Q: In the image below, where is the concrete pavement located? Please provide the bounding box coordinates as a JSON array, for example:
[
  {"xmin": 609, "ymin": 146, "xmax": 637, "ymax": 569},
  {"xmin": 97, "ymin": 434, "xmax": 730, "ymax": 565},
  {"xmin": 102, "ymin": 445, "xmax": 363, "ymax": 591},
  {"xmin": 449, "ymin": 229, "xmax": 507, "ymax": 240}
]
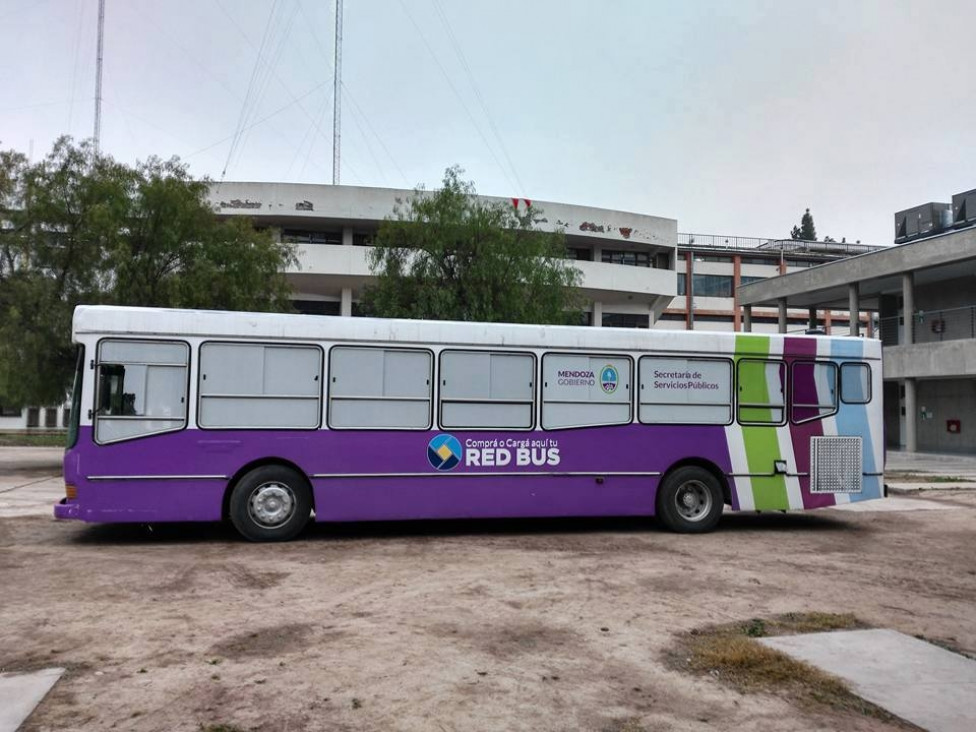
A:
[
  {"xmin": 0, "ymin": 668, "xmax": 65, "ymax": 732},
  {"xmin": 0, "ymin": 447, "xmax": 63, "ymax": 518},
  {"xmin": 885, "ymin": 450, "xmax": 976, "ymax": 493},
  {"xmin": 761, "ymin": 630, "xmax": 976, "ymax": 732}
]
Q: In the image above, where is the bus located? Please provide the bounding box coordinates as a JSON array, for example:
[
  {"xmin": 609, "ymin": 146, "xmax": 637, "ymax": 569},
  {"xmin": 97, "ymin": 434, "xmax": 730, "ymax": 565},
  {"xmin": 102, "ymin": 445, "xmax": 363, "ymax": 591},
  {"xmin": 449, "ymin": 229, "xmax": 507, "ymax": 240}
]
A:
[{"xmin": 55, "ymin": 305, "xmax": 884, "ymax": 541}]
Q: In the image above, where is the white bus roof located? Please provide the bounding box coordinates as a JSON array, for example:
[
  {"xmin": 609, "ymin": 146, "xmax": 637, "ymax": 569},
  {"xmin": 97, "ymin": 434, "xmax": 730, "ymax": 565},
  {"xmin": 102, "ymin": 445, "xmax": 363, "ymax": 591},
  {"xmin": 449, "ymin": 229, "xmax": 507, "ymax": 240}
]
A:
[{"xmin": 72, "ymin": 305, "xmax": 881, "ymax": 358}]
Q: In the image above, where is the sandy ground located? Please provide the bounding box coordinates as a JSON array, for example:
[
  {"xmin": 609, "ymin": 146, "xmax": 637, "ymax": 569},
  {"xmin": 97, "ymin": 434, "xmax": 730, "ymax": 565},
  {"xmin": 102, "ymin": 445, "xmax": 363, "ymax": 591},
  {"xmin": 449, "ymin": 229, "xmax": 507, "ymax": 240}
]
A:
[{"xmin": 1, "ymin": 450, "xmax": 975, "ymax": 731}]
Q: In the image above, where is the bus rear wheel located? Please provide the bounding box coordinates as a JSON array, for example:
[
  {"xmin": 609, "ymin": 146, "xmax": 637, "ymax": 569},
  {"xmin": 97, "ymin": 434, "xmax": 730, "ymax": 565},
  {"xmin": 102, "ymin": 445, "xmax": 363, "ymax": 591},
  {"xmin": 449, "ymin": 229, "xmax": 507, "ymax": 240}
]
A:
[
  {"xmin": 229, "ymin": 466, "xmax": 312, "ymax": 542},
  {"xmin": 656, "ymin": 466, "xmax": 723, "ymax": 533}
]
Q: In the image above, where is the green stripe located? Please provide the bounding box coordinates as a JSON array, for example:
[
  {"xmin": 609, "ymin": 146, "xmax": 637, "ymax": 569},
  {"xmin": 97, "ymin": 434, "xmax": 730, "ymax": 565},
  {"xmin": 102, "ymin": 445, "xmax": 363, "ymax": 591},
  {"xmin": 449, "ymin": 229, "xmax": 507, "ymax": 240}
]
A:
[{"xmin": 735, "ymin": 334, "xmax": 788, "ymax": 510}]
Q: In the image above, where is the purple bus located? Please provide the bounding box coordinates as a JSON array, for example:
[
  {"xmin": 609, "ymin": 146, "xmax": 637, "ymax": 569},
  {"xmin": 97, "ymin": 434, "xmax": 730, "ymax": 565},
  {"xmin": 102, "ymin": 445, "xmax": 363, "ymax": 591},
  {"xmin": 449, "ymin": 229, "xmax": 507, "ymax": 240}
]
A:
[{"xmin": 55, "ymin": 306, "xmax": 884, "ymax": 541}]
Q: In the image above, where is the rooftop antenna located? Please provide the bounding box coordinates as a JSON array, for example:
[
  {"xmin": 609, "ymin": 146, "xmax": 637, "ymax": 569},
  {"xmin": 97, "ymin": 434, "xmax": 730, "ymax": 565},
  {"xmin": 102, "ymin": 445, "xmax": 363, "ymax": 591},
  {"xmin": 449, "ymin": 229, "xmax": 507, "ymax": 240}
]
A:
[
  {"xmin": 332, "ymin": 0, "xmax": 342, "ymax": 184},
  {"xmin": 93, "ymin": 0, "xmax": 105, "ymax": 157}
]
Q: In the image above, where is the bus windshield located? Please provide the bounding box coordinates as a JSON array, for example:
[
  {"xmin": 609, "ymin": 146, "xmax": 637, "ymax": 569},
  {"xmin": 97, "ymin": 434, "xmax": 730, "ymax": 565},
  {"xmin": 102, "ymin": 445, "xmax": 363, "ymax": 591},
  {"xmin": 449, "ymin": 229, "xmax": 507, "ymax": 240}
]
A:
[{"xmin": 66, "ymin": 345, "xmax": 85, "ymax": 448}]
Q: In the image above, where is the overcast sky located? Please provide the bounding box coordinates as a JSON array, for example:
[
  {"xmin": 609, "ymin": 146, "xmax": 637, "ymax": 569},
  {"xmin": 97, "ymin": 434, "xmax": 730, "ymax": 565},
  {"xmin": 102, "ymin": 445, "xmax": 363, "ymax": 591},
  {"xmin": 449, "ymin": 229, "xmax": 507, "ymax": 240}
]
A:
[{"xmin": 2, "ymin": 0, "xmax": 974, "ymax": 246}]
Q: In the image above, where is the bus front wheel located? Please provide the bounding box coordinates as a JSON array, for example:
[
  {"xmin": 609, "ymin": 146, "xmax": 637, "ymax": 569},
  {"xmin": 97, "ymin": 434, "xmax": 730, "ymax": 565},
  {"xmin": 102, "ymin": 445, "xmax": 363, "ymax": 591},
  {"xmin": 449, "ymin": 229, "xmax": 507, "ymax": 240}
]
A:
[
  {"xmin": 656, "ymin": 466, "xmax": 723, "ymax": 533},
  {"xmin": 229, "ymin": 466, "xmax": 312, "ymax": 542}
]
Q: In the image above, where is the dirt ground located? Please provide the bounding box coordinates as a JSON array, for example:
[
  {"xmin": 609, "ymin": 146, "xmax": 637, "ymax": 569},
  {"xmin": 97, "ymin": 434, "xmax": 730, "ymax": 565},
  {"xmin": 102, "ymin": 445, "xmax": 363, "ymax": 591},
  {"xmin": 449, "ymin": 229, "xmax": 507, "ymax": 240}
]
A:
[{"xmin": 1, "ymin": 485, "xmax": 975, "ymax": 731}]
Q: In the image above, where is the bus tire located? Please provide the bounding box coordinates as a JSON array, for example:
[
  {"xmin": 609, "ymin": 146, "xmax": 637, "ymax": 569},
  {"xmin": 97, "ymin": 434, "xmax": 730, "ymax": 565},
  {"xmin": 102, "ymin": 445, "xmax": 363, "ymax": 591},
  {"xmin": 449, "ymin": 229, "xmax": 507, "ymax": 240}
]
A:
[
  {"xmin": 656, "ymin": 466, "xmax": 723, "ymax": 533},
  {"xmin": 229, "ymin": 466, "xmax": 312, "ymax": 542}
]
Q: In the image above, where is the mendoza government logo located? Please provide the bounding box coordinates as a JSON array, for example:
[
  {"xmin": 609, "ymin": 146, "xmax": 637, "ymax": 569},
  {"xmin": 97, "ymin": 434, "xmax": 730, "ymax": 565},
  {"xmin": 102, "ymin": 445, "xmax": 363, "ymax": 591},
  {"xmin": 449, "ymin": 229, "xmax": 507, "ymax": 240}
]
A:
[
  {"xmin": 600, "ymin": 364, "xmax": 619, "ymax": 394},
  {"xmin": 427, "ymin": 433, "xmax": 462, "ymax": 471}
]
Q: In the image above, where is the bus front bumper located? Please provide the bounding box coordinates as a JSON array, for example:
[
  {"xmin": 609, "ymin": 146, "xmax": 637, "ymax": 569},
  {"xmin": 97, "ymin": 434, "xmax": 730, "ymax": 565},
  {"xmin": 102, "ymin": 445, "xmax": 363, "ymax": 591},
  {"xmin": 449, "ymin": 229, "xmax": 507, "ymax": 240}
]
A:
[{"xmin": 54, "ymin": 499, "xmax": 81, "ymax": 520}]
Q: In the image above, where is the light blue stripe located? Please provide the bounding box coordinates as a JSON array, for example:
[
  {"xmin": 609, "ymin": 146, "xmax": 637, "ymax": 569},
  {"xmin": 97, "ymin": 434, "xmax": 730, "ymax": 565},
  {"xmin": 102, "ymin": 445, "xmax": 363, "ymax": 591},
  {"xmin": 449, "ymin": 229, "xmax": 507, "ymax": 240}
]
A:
[{"xmin": 831, "ymin": 339, "xmax": 882, "ymax": 502}]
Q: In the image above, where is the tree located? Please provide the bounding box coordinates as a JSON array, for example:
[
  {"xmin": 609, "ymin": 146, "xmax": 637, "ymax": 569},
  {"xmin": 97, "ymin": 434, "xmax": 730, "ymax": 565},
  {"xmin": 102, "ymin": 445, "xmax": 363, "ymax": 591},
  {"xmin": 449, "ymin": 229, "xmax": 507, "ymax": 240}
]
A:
[
  {"xmin": 0, "ymin": 137, "xmax": 296, "ymax": 407},
  {"xmin": 362, "ymin": 166, "xmax": 583, "ymax": 324},
  {"xmin": 790, "ymin": 208, "xmax": 817, "ymax": 241}
]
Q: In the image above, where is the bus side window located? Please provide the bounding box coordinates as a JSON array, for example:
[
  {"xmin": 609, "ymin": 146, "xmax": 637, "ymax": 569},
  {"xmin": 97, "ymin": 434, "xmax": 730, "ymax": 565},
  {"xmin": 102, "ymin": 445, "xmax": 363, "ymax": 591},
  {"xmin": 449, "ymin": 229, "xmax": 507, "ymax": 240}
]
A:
[
  {"xmin": 94, "ymin": 340, "xmax": 189, "ymax": 444},
  {"xmin": 541, "ymin": 353, "xmax": 631, "ymax": 429},
  {"xmin": 737, "ymin": 359, "xmax": 785, "ymax": 424},
  {"xmin": 440, "ymin": 350, "xmax": 535, "ymax": 429},
  {"xmin": 791, "ymin": 361, "xmax": 838, "ymax": 423},
  {"xmin": 199, "ymin": 343, "xmax": 322, "ymax": 429},
  {"xmin": 840, "ymin": 362, "xmax": 872, "ymax": 404},
  {"xmin": 639, "ymin": 357, "xmax": 731, "ymax": 425},
  {"xmin": 328, "ymin": 347, "xmax": 432, "ymax": 429}
]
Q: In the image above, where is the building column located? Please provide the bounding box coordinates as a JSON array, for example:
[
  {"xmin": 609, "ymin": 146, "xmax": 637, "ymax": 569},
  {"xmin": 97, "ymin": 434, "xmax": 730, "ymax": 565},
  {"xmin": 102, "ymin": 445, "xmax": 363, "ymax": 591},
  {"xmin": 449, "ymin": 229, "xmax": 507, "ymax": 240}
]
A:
[
  {"xmin": 824, "ymin": 310, "xmax": 832, "ymax": 334},
  {"xmin": 340, "ymin": 287, "xmax": 352, "ymax": 317},
  {"xmin": 648, "ymin": 307, "xmax": 657, "ymax": 329},
  {"xmin": 848, "ymin": 283, "xmax": 860, "ymax": 337},
  {"xmin": 685, "ymin": 252, "xmax": 694, "ymax": 330},
  {"xmin": 904, "ymin": 377, "xmax": 917, "ymax": 452},
  {"xmin": 732, "ymin": 254, "xmax": 742, "ymax": 331},
  {"xmin": 743, "ymin": 305, "xmax": 752, "ymax": 332},
  {"xmin": 777, "ymin": 298, "xmax": 787, "ymax": 334},
  {"xmin": 902, "ymin": 272, "xmax": 914, "ymax": 345},
  {"xmin": 342, "ymin": 226, "xmax": 353, "ymax": 247},
  {"xmin": 592, "ymin": 300, "xmax": 603, "ymax": 327},
  {"xmin": 808, "ymin": 308, "xmax": 817, "ymax": 331}
]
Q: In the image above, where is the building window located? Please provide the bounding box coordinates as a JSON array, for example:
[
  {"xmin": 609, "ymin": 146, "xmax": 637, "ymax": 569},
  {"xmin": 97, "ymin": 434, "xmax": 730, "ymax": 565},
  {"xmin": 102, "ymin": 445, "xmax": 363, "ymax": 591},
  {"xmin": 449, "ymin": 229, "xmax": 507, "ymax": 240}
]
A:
[
  {"xmin": 26, "ymin": 408, "xmax": 39, "ymax": 427},
  {"xmin": 601, "ymin": 249, "xmax": 651, "ymax": 268},
  {"xmin": 692, "ymin": 275, "xmax": 734, "ymax": 297},
  {"xmin": 739, "ymin": 275, "xmax": 766, "ymax": 286},
  {"xmin": 44, "ymin": 408, "xmax": 58, "ymax": 428},
  {"xmin": 328, "ymin": 347, "xmax": 432, "ymax": 429},
  {"xmin": 639, "ymin": 357, "xmax": 732, "ymax": 425},
  {"xmin": 281, "ymin": 228, "xmax": 342, "ymax": 245},
  {"xmin": 677, "ymin": 274, "xmax": 734, "ymax": 297},
  {"xmin": 737, "ymin": 359, "xmax": 786, "ymax": 424},
  {"xmin": 199, "ymin": 343, "xmax": 321, "ymax": 429},
  {"xmin": 696, "ymin": 254, "xmax": 733, "ymax": 263},
  {"xmin": 439, "ymin": 351, "xmax": 535, "ymax": 429},
  {"xmin": 293, "ymin": 300, "xmax": 341, "ymax": 316},
  {"xmin": 791, "ymin": 361, "xmax": 838, "ymax": 423},
  {"xmin": 840, "ymin": 363, "xmax": 872, "ymax": 404},
  {"xmin": 541, "ymin": 354, "xmax": 632, "ymax": 429},
  {"xmin": 63, "ymin": 408, "xmax": 71, "ymax": 428},
  {"xmin": 740, "ymin": 256, "xmax": 778, "ymax": 265},
  {"xmin": 566, "ymin": 247, "xmax": 592, "ymax": 261},
  {"xmin": 352, "ymin": 232, "xmax": 373, "ymax": 246},
  {"xmin": 602, "ymin": 313, "xmax": 649, "ymax": 329},
  {"xmin": 0, "ymin": 404, "xmax": 21, "ymax": 418},
  {"xmin": 96, "ymin": 340, "xmax": 189, "ymax": 443}
]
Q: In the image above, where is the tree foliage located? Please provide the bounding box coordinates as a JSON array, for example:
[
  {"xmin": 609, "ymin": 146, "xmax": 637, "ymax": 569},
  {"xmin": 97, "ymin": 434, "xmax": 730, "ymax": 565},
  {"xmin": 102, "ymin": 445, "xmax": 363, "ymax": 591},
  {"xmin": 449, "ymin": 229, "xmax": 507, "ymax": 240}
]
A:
[
  {"xmin": 0, "ymin": 137, "xmax": 296, "ymax": 406},
  {"xmin": 790, "ymin": 208, "xmax": 817, "ymax": 241},
  {"xmin": 362, "ymin": 166, "xmax": 582, "ymax": 325}
]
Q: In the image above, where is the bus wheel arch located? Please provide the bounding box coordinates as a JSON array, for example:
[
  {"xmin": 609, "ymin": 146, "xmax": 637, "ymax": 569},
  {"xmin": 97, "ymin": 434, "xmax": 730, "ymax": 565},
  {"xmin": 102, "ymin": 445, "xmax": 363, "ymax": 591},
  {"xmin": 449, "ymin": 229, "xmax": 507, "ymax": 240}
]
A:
[
  {"xmin": 224, "ymin": 459, "xmax": 314, "ymax": 542},
  {"xmin": 655, "ymin": 460, "xmax": 727, "ymax": 534}
]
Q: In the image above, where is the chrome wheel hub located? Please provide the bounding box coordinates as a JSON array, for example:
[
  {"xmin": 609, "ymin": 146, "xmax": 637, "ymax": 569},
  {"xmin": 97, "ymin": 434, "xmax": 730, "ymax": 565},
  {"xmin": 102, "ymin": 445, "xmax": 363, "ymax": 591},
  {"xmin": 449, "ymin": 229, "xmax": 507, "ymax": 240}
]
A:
[
  {"xmin": 674, "ymin": 480, "xmax": 712, "ymax": 522},
  {"xmin": 248, "ymin": 482, "xmax": 295, "ymax": 528}
]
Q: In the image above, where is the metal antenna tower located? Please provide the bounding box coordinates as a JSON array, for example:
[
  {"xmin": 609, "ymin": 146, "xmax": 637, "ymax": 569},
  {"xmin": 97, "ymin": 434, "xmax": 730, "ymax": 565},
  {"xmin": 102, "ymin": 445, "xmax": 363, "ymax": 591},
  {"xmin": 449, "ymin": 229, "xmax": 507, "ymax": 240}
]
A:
[
  {"xmin": 332, "ymin": 0, "xmax": 342, "ymax": 184},
  {"xmin": 94, "ymin": 0, "xmax": 106, "ymax": 156}
]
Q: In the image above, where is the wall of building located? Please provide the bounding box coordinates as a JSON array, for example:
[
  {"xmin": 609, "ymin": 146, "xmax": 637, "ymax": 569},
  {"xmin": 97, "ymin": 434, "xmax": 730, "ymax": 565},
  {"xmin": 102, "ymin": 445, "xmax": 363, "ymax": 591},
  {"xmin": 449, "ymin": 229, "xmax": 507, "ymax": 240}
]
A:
[
  {"xmin": 916, "ymin": 379, "xmax": 976, "ymax": 453},
  {"xmin": 0, "ymin": 405, "xmax": 69, "ymax": 432}
]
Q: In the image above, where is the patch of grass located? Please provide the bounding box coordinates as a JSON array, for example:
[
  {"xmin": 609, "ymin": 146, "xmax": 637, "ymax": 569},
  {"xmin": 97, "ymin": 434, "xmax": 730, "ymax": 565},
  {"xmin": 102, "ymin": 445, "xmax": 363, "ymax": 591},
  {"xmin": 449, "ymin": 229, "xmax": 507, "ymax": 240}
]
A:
[
  {"xmin": 0, "ymin": 432, "xmax": 66, "ymax": 447},
  {"xmin": 665, "ymin": 613, "xmax": 910, "ymax": 726}
]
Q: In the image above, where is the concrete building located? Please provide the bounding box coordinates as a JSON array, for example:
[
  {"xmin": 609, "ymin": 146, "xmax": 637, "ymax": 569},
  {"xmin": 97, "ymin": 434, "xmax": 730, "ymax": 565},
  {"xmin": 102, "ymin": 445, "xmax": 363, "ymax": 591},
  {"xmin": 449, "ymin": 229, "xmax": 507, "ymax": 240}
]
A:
[
  {"xmin": 739, "ymin": 187, "xmax": 976, "ymax": 454},
  {"xmin": 209, "ymin": 182, "xmax": 878, "ymax": 333},
  {"xmin": 210, "ymin": 182, "xmax": 678, "ymax": 329},
  {"xmin": 662, "ymin": 234, "xmax": 880, "ymax": 334}
]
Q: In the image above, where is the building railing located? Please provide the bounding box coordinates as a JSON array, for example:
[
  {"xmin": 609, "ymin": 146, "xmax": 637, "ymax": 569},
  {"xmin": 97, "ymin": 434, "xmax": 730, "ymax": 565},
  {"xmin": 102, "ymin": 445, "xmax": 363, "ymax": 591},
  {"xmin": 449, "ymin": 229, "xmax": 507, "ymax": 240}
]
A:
[
  {"xmin": 879, "ymin": 304, "xmax": 976, "ymax": 346},
  {"xmin": 678, "ymin": 233, "xmax": 882, "ymax": 256}
]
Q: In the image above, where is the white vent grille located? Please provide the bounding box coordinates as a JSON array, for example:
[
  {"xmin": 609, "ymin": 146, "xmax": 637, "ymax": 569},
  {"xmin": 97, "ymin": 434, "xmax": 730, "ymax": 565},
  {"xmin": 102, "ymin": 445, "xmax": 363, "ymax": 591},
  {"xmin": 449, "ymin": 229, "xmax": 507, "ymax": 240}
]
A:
[{"xmin": 811, "ymin": 436, "xmax": 863, "ymax": 493}]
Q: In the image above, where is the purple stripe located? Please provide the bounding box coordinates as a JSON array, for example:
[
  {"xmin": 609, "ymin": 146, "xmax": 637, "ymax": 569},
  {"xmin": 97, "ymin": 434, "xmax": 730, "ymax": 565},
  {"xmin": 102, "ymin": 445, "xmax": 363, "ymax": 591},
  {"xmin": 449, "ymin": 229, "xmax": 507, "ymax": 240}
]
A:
[{"xmin": 783, "ymin": 338, "xmax": 834, "ymax": 509}]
